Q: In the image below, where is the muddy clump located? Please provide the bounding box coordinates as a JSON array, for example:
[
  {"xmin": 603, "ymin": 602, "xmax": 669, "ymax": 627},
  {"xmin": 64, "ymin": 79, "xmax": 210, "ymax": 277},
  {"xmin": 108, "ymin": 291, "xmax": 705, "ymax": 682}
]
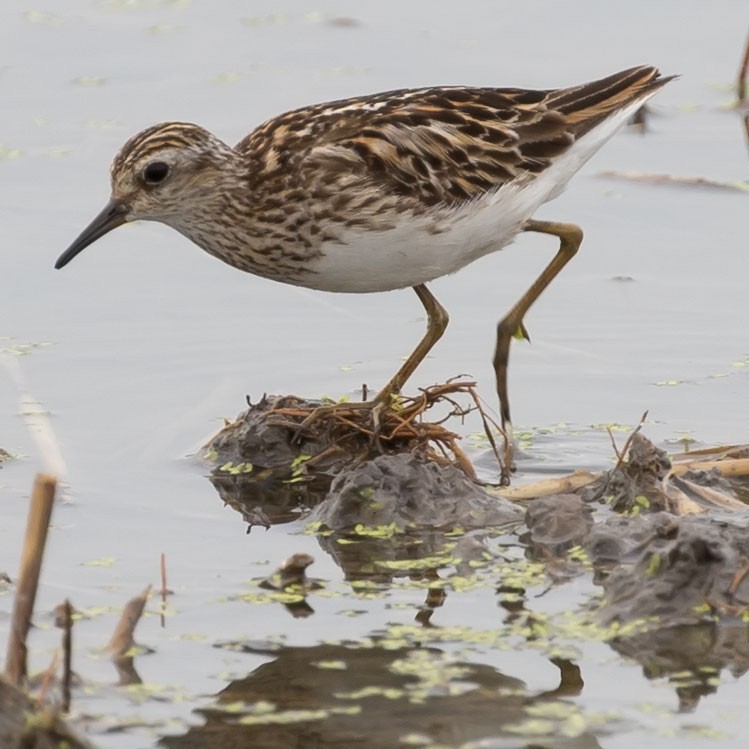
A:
[
  {"xmin": 201, "ymin": 384, "xmax": 504, "ymax": 529},
  {"xmin": 521, "ymin": 429, "xmax": 749, "ymax": 630},
  {"xmin": 592, "ymin": 513, "xmax": 749, "ymax": 626},
  {"xmin": 309, "ymin": 453, "xmax": 521, "ymax": 532}
]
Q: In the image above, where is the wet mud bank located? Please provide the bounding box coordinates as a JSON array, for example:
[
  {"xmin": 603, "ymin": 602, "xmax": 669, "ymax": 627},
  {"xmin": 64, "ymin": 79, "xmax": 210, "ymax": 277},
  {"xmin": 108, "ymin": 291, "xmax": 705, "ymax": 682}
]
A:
[{"xmin": 203, "ymin": 396, "xmax": 749, "ymax": 632}]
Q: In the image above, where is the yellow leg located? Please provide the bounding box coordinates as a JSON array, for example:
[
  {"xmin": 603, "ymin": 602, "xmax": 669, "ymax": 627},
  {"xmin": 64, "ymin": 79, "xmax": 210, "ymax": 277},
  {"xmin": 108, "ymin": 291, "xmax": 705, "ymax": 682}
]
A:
[
  {"xmin": 374, "ymin": 283, "xmax": 449, "ymax": 404},
  {"xmin": 293, "ymin": 284, "xmax": 448, "ymax": 439},
  {"xmin": 493, "ymin": 219, "xmax": 583, "ymax": 434}
]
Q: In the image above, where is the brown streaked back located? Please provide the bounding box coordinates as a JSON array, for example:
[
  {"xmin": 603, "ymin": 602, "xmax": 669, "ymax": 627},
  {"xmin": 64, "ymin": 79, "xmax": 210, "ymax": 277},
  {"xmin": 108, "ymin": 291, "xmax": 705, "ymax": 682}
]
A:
[{"xmin": 234, "ymin": 66, "xmax": 672, "ymax": 210}]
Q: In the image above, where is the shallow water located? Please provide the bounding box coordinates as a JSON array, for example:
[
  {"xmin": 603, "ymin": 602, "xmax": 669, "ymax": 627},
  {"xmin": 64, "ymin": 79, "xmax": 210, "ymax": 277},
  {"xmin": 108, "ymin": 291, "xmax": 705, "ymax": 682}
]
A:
[{"xmin": 2, "ymin": 1, "xmax": 749, "ymax": 747}]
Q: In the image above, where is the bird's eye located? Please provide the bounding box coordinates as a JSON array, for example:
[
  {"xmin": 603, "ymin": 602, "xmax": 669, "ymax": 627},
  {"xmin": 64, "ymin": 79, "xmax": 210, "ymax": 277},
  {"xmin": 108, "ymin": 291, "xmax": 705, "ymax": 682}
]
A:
[{"xmin": 143, "ymin": 161, "xmax": 170, "ymax": 185}]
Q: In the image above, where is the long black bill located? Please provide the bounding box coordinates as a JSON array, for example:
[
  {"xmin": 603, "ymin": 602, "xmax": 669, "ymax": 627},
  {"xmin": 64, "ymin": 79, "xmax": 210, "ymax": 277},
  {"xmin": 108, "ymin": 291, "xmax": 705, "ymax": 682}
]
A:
[{"xmin": 55, "ymin": 199, "xmax": 129, "ymax": 269}]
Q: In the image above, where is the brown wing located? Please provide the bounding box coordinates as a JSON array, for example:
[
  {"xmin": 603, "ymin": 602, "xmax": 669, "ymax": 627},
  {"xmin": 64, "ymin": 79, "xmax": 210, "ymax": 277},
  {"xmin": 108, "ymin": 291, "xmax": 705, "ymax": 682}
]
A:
[{"xmin": 238, "ymin": 65, "xmax": 670, "ymax": 210}]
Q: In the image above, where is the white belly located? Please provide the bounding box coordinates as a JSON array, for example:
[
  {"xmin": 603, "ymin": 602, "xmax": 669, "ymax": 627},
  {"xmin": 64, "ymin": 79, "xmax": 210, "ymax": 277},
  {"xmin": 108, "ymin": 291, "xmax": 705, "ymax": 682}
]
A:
[{"xmin": 306, "ymin": 179, "xmax": 543, "ymax": 293}]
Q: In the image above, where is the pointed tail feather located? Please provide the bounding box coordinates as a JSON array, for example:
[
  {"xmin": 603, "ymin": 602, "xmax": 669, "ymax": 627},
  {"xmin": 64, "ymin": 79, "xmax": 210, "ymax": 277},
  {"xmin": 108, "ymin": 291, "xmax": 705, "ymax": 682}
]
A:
[{"xmin": 548, "ymin": 65, "xmax": 676, "ymax": 135}]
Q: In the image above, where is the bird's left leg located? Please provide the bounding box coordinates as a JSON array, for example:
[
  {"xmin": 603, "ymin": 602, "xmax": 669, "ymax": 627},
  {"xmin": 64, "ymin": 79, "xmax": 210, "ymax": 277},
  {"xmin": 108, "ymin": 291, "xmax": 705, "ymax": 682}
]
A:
[
  {"xmin": 374, "ymin": 283, "xmax": 450, "ymax": 405},
  {"xmin": 292, "ymin": 283, "xmax": 448, "ymax": 439}
]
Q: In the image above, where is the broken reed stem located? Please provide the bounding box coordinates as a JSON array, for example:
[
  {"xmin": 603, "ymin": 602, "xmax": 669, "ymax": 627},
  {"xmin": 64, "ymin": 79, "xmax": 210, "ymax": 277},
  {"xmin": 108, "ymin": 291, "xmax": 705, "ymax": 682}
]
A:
[
  {"xmin": 4, "ymin": 473, "xmax": 57, "ymax": 686},
  {"xmin": 160, "ymin": 553, "xmax": 167, "ymax": 628},
  {"xmin": 497, "ymin": 469, "xmax": 601, "ymax": 501},
  {"xmin": 37, "ymin": 651, "xmax": 59, "ymax": 703},
  {"xmin": 61, "ymin": 599, "xmax": 73, "ymax": 713},
  {"xmin": 160, "ymin": 554, "xmax": 167, "ymax": 598},
  {"xmin": 106, "ymin": 585, "xmax": 151, "ymax": 658},
  {"xmin": 739, "ymin": 29, "xmax": 749, "ymax": 105},
  {"xmin": 670, "ymin": 456, "xmax": 749, "ymax": 478}
]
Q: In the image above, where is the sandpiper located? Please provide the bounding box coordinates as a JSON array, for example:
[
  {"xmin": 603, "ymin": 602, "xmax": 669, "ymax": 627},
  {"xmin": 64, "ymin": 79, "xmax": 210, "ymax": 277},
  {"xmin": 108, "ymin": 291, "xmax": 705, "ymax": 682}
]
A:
[{"xmin": 56, "ymin": 65, "xmax": 672, "ymax": 434}]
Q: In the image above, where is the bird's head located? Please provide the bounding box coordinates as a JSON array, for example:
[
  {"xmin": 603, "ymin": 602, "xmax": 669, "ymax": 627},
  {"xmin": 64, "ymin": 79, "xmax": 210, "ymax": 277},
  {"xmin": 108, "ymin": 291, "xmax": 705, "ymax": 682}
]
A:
[{"xmin": 55, "ymin": 122, "xmax": 238, "ymax": 269}]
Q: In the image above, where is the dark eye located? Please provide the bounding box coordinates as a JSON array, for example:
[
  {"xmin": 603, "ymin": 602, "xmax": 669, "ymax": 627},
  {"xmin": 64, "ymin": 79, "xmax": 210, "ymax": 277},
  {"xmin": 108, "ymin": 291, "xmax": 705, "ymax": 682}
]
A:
[{"xmin": 143, "ymin": 161, "xmax": 170, "ymax": 185}]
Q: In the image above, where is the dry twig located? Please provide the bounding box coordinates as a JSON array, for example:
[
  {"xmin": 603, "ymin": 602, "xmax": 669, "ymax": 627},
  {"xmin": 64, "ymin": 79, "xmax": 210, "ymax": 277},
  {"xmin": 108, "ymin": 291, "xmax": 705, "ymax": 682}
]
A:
[
  {"xmin": 105, "ymin": 585, "xmax": 152, "ymax": 658},
  {"xmin": 611, "ymin": 410, "xmax": 649, "ymax": 474},
  {"xmin": 599, "ymin": 170, "xmax": 749, "ymax": 192},
  {"xmin": 160, "ymin": 553, "xmax": 168, "ymax": 628},
  {"xmin": 267, "ymin": 378, "xmax": 505, "ymax": 479},
  {"xmin": 61, "ymin": 599, "xmax": 73, "ymax": 713},
  {"xmin": 738, "ymin": 29, "xmax": 749, "ymax": 106},
  {"xmin": 496, "ymin": 470, "xmax": 600, "ymax": 501}
]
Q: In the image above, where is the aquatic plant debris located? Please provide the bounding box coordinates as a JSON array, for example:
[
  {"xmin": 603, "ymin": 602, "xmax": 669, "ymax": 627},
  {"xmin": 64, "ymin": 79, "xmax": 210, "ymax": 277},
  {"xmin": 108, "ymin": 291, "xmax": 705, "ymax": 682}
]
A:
[
  {"xmin": 260, "ymin": 378, "xmax": 501, "ymax": 478},
  {"xmin": 599, "ymin": 169, "xmax": 749, "ymax": 192}
]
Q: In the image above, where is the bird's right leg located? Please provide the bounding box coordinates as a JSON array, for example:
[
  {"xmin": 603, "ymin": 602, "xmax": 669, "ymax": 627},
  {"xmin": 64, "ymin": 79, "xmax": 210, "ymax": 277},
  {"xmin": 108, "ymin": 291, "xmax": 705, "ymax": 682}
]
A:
[
  {"xmin": 374, "ymin": 283, "xmax": 450, "ymax": 405},
  {"xmin": 493, "ymin": 219, "xmax": 584, "ymax": 441}
]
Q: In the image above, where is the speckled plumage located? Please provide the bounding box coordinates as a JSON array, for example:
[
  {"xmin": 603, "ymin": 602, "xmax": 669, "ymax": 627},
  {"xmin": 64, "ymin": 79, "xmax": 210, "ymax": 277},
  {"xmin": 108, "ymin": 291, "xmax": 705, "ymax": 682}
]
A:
[{"xmin": 56, "ymin": 65, "xmax": 673, "ymax": 431}]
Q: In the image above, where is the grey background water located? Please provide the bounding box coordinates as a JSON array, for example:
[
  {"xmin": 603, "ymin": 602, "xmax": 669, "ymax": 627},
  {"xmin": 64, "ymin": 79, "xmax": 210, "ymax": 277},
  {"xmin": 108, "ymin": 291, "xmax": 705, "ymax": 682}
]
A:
[{"xmin": 2, "ymin": 1, "xmax": 748, "ymax": 747}]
